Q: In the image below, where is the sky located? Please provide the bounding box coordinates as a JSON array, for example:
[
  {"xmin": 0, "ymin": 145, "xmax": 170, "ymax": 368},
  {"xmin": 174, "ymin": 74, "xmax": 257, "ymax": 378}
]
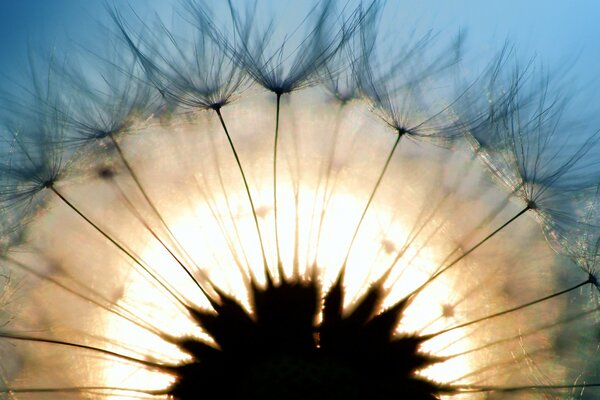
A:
[{"xmin": 0, "ymin": 1, "xmax": 599, "ymax": 96}]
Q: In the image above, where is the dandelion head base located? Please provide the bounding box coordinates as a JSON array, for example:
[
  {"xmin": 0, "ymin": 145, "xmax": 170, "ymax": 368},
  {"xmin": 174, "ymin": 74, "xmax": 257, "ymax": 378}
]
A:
[{"xmin": 172, "ymin": 275, "xmax": 441, "ymax": 400}]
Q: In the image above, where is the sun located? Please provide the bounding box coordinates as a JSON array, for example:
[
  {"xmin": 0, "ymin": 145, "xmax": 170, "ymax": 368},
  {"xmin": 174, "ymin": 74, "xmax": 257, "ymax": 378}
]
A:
[{"xmin": 101, "ymin": 166, "xmax": 471, "ymax": 391}]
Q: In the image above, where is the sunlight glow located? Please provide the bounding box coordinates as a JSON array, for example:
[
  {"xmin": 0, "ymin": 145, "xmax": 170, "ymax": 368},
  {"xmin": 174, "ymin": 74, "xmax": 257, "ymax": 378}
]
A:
[
  {"xmin": 102, "ymin": 179, "xmax": 475, "ymax": 392},
  {"xmin": 6, "ymin": 86, "xmax": 575, "ymax": 398}
]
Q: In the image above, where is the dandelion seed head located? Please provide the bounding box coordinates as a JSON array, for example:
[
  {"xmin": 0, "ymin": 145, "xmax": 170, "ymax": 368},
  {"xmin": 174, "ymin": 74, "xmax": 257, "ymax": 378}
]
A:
[{"xmin": 1, "ymin": 1, "xmax": 600, "ymax": 400}]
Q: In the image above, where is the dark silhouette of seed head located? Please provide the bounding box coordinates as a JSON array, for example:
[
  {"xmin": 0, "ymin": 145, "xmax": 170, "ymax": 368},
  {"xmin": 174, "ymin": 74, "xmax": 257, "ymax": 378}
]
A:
[{"xmin": 171, "ymin": 272, "xmax": 447, "ymax": 400}]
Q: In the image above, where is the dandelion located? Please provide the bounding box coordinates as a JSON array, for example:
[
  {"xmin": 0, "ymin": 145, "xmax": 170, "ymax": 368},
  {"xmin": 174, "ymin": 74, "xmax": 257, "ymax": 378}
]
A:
[{"xmin": 1, "ymin": 1, "xmax": 600, "ymax": 399}]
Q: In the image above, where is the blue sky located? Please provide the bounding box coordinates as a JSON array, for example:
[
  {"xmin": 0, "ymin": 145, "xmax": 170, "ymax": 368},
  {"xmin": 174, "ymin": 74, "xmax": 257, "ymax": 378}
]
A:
[{"xmin": 1, "ymin": 1, "xmax": 599, "ymax": 92}]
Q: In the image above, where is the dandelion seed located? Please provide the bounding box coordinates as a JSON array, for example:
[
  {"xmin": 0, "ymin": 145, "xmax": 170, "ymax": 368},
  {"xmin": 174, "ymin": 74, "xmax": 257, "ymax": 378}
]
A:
[{"xmin": 1, "ymin": 2, "xmax": 600, "ymax": 400}]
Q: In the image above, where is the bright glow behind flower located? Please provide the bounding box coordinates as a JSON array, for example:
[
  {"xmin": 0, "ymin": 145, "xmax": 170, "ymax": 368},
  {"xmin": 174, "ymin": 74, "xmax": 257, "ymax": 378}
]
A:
[{"xmin": 1, "ymin": 2, "xmax": 600, "ymax": 400}]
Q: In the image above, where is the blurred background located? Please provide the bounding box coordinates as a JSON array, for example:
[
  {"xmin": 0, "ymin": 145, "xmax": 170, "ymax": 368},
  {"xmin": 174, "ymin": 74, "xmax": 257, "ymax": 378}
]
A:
[
  {"xmin": 1, "ymin": 0, "xmax": 599, "ymax": 77},
  {"xmin": 0, "ymin": 0, "xmax": 599, "ymax": 128}
]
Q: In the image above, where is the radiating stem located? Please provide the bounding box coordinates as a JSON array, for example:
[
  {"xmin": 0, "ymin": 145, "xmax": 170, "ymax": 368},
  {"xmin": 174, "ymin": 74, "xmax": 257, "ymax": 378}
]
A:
[
  {"xmin": 437, "ymin": 188, "xmax": 518, "ymax": 270},
  {"xmin": 409, "ymin": 205, "xmax": 530, "ymax": 300},
  {"xmin": 456, "ymin": 383, "xmax": 600, "ymax": 394},
  {"xmin": 342, "ymin": 132, "xmax": 403, "ymax": 269},
  {"xmin": 0, "ymin": 387, "xmax": 166, "ymax": 396},
  {"xmin": 108, "ymin": 134, "xmax": 199, "ymax": 277},
  {"xmin": 5, "ymin": 255, "xmax": 167, "ymax": 339},
  {"xmin": 440, "ymin": 206, "xmax": 530, "ymax": 274},
  {"xmin": 273, "ymin": 93, "xmax": 282, "ymax": 272},
  {"xmin": 48, "ymin": 185, "xmax": 189, "ymax": 309},
  {"xmin": 0, "ymin": 332, "xmax": 171, "ymax": 370},
  {"xmin": 309, "ymin": 103, "xmax": 345, "ymax": 265},
  {"xmin": 214, "ymin": 107, "xmax": 269, "ymax": 272},
  {"xmin": 110, "ymin": 178, "xmax": 214, "ymax": 300},
  {"xmin": 446, "ymin": 304, "xmax": 600, "ymax": 359},
  {"xmin": 423, "ymin": 278, "xmax": 591, "ymax": 340}
]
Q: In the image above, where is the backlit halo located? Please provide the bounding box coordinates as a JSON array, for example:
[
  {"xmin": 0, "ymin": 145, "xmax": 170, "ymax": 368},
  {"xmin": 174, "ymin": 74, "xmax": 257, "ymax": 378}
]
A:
[
  {"xmin": 1, "ymin": 86, "xmax": 592, "ymax": 399},
  {"xmin": 0, "ymin": 2, "xmax": 600, "ymax": 399}
]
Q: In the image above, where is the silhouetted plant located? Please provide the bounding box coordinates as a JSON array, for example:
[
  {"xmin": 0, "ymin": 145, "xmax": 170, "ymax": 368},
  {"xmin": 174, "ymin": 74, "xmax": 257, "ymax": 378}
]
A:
[{"xmin": 0, "ymin": 2, "xmax": 600, "ymax": 400}]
